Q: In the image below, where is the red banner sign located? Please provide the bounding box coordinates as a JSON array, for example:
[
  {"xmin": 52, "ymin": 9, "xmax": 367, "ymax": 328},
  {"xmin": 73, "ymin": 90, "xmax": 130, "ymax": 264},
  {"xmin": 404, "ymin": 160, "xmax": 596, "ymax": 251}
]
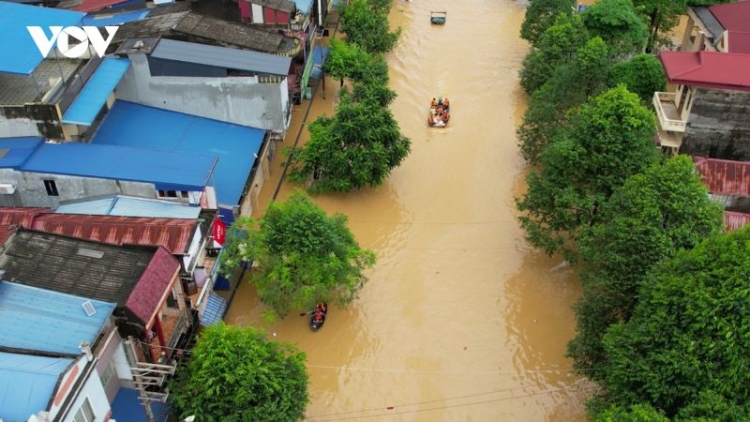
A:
[{"xmin": 213, "ymin": 218, "xmax": 227, "ymax": 246}]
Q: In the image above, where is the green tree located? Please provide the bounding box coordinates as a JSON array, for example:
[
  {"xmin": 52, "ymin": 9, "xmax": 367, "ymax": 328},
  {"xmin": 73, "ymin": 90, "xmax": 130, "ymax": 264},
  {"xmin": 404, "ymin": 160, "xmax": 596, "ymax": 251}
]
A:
[
  {"xmin": 600, "ymin": 227, "xmax": 750, "ymax": 417},
  {"xmin": 676, "ymin": 390, "xmax": 750, "ymax": 421},
  {"xmin": 610, "ymin": 54, "xmax": 666, "ymax": 103},
  {"xmin": 520, "ymin": 13, "xmax": 590, "ymax": 95},
  {"xmin": 340, "ymin": 0, "xmax": 400, "ymax": 54},
  {"xmin": 170, "ymin": 324, "xmax": 308, "ymax": 422},
  {"xmin": 632, "ymin": 0, "xmax": 687, "ymax": 51},
  {"xmin": 568, "ymin": 156, "xmax": 724, "ymax": 380},
  {"xmin": 582, "ymin": 0, "xmax": 648, "ymax": 56},
  {"xmin": 519, "ymin": 36, "xmax": 611, "ymax": 163},
  {"xmin": 219, "ymin": 191, "xmax": 376, "ymax": 316},
  {"xmin": 519, "ymin": 0, "xmax": 576, "ymax": 46},
  {"xmin": 325, "ymin": 38, "xmax": 371, "ymax": 87},
  {"xmin": 288, "ymin": 90, "xmax": 410, "ymax": 193},
  {"xmin": 595, "ymin": 404, "xmax": 670, "ymax": 422},
  {"xmin": 516, "ymin": 86, "xmax": 658, "ymax": 260}
]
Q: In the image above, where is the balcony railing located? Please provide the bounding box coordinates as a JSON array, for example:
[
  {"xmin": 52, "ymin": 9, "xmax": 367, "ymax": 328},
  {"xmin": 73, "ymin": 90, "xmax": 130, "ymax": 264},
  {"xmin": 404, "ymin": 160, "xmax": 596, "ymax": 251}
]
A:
[{"xmin": 653, "ymin": 92, "xmax": 687, "ymax": 133}]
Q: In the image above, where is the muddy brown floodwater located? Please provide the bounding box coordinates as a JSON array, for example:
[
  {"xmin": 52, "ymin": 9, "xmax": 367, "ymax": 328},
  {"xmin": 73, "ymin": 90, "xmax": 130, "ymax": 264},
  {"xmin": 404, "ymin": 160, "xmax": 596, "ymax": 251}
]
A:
[{"xmin": 225, "ymin": 0, "xmax": 592, "ymax": 420}]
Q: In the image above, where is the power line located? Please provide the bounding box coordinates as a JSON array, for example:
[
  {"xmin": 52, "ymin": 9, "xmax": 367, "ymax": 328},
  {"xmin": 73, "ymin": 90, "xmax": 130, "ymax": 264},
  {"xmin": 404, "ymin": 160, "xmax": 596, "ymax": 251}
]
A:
[{"xmin": 304, "ymin": 385, "xmax": 596, "ymax": 421}]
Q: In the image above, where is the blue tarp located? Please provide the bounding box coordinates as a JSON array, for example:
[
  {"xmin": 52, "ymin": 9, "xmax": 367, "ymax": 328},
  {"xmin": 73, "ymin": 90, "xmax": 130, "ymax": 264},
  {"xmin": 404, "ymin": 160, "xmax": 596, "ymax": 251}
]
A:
[
  {"xmin": 0, "ymin": 353, "xmax": 74, "ymax": 422},
  {"xmin": 62, "ymin": 58, "xmax": 131, "ymax": 125},
  {"xmin": 200, "ymin": 290, "xmax": 227, "ymax": 325},
  {"xmin": 0, "ymin": 3, "xmax": 84, "ymax": 74},
  {"xmin": 111, "ymin": 387, "xmax": 169, "ymax": 422}
]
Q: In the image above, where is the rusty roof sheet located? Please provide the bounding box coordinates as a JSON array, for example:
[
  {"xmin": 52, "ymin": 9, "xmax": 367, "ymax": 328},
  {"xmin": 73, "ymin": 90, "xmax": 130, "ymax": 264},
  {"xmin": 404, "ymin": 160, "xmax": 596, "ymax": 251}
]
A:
[
  {"xmin": 0, "ymin": 207, "xmax": 50, "ymax": 227},
  {"xmin": 30, "ymin": 214, "xmax": 197, "ymax": 254},
  {"xmin": 113, "ymin": 7, "xmax": 284, "ymax": 53},
  {"xmin": 693, "ymin": 156, "xmax": 750, "ymax": 197},
  {"xmin": 659, "ymin": 51, "xmax": 750, "ymax": 92},
  {"xmin": 724, "ymin": 211, "xmax": 750, "ymax": 232}
]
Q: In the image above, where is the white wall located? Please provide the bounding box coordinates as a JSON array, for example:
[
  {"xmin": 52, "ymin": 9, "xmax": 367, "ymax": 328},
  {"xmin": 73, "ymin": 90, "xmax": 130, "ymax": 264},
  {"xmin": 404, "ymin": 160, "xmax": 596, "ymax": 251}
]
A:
[
  {"xmin": 116, "ymin": 53, "xmax": 289, "ymax": 134},
  {"xmin": 45, "ymin": 356, "xmax": 111, "ymax": 422},
  {"xmin": 0, "ymin": 115, "xmax": 44, "ymax": 138}
]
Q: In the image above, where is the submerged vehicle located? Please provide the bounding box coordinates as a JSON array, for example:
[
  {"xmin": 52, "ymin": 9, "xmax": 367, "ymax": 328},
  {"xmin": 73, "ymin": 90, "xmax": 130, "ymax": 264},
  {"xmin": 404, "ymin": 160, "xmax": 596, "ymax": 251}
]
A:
[
  {"xmin": 431, "ymin": 11, "xmax": 447, "ymax": 25},
  {"xmin": 428, "ymin": 97, "xmax": 451, "ymax": 128}
]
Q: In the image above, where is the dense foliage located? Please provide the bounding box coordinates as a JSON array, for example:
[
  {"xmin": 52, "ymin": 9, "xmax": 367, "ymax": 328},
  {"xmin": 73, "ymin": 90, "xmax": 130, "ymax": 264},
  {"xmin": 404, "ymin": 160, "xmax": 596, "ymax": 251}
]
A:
[
  {"xmin": 340, "ymin": 0, "xmax": 400, "ymax": 54},
  {"xmin": 519, "ymin": 0, "xmax": 576, "ymax": 46},
  {"xmin": 598, "ymin": 227, "xmax": 750, "ymax": 417},
  {"xmin": 581, "ymin": 0, "xmax": 648, "ymax": 56},
  {"xmin": 516, "ymin": 86, "xmax": 659, "ymax": 260},
  {"xmin": 519, "ymin": 13, "xmax": 590, "ymax": 95},
  {"xmin": 518, "ymin": 36, "xmax": 611, "ymax": 163},
  {"xmin": 170, "ymin": 324, "xmax": 308, "ymax": 422},
  {"xmin": 568, "ymin": 156, "xmax": 724, "ymax": 380},
  {"xmin": 219, "ymin": 191, "xmax": 375, "ymax": 317},
  {"xmin": 610, "ymin": 54, "xmax": 666, "ymax": 103}
]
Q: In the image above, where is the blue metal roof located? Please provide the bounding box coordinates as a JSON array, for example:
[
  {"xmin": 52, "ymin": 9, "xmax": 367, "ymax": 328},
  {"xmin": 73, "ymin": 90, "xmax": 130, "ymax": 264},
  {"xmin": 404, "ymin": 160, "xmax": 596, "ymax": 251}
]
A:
[
  {"xmin": 0, "ymin": 136, "xmax": 45, "ymax": 169},
  {"xmin": 0, "ymin": 352, "xmax": 74, "ymax": 422},
  {"xmin": 56, "ymin": 195, "xmax": 202, "ymax": 218},
  {"xmin": 0, "ymin": 2, "xmax": 85, "ymax": 75},
  {"xmin": 0, "ymin": 282, "xmax": 116, "ymax": 354},
  {"xmin": 62, "ymin": 58, "xmax": 131, "ymax": 125},
  {"xmin": 91, "ymin": 101, "xmax": 265, "ymax": 207},
  {"xmin": 82, "ymin": 8, "xmax": 150, "ymax": 26},
  {"xmin": 21, "ymin": 142, "xmax": 217, "ymax": 191}
]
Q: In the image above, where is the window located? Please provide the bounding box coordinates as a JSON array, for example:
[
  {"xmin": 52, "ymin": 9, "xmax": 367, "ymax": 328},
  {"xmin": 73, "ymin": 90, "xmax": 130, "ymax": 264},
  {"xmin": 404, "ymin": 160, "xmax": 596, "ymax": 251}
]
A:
[
  {"xmin": 73, "ymin": 398, "xmax": 95, "ymax": 422},
  {"xmin": 43, "ymin": 179, "xmax": 59, "ymax": 196},
  {"xmin": 100, "ymin": 361, "xmax": 116, "ymax": 388},
  {"xmin": 158, "ymin": 190, "xmax": 187, "ymax": 199}
]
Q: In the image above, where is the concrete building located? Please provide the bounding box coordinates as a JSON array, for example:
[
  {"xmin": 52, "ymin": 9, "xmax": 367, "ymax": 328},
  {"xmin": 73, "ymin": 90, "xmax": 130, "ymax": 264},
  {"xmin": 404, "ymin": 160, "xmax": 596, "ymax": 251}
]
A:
[
  {"xmin": 114, "ymin": 37, "xmax": 294, "ymax": 134},
  {"xmin": 0, "ymin": 137, "xmax": 218, "ymax": 209},
  {"xmin": 653, "ymin": 0, "xmax": 750, "ymax": 159}
]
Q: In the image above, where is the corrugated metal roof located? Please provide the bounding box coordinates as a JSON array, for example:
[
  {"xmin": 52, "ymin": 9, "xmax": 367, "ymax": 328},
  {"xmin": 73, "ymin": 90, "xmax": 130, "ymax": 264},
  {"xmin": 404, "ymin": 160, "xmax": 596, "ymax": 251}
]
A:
[
  {"xmin": 0, "ymin": 136, "xmax": 45, "ymax": 169},
  {"xmin": 726, "ymin": 31, "xmax": 750, "ymax": 54},
  {"xmin": 21, "ymin": 142, "xmax": 217, "ymax": 191},
  {"xmin": 724, "ymin": 210, "xmax": 750, "ymax": 232},
  {"xmin": 694, "ymin": 156, "xmax": 750, "ymax": 196},
  {"xmin": 62, "ymin": 58, "xmax": 131, "ymax": 125},
  {"xmin": 82, "ymin": 8, "xmax": 150, "ymax": 26},
  {"xmin": 55, "ymin": 195, "xmax": 202, "ymax": 218},
  {"xmin": 693, "ymin": 6, "xmax": 725, "ymax": 39},
  {"xmin": 710, "ymin": 0, "xmax": 750, "ymax": 33},
  {"xmin": 0, "ymin": 229, "xmax": 156, "ymax": 306},
  {"xmin": 0, "ymin": 3, "xmax": 84, "ymax": 74},
  {"xmin": 152, "ymin": 38, "xmax": 291, "ymax": 76},
  {"xmin": 74, "ymin": 0, "xmax": 129, "ymax": 12},
  {"xmin": 31, "ymin": 213, "xmax": 197, "ymax": 253},
  {"xmin": 126, "ymin": 247, "xmax": 178, "ymax": 324},
  {"xmin": 91, "ymin": 100, "xmax": 264, "ymax": 206},
  {"xmin": 0, "ymin": 352, "xmax": 74, "ymax": 422},
  {"xmin": 0, "ymin": 281, "xmax": 116, "ymax": 354},
  {"xmin": 659, "ymin": 51, "xmax": 750, "ymax": 91}
]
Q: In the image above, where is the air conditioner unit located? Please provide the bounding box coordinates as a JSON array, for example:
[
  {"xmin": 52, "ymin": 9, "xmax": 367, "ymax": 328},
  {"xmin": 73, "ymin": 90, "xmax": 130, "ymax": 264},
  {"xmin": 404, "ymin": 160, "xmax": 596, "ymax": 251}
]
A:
[{"xmin": 0, "ymin": 183, "xmax": 16, "ymax": 194}]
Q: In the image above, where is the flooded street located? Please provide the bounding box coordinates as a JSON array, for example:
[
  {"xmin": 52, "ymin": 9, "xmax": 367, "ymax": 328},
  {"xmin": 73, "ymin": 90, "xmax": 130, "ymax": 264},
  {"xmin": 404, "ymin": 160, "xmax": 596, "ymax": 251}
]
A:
[{"xmin": 225, "ymin": 0, "xmax": 591, "ymax": 419}]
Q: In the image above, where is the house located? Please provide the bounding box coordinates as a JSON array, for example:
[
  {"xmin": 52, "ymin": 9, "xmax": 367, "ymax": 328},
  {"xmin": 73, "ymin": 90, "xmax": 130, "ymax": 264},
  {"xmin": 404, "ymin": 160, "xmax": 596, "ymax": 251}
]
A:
[
  {"xmin": 0, "ymin": 281, "xmax": 118, "ymax": 422},
  {"xmin": 693, "ymin": 156, "xmax": 750, "ymax": 212},
  {"xmin": 653, "ymin": 0, "xmax": 750, "ymax": 159},
  {"xmin": 114, "ymin": 37, "xmax": 295, "ymax": 134},
  {"xmin": 724, "ymin": 210, "xmax": 750, "ymax": 231},
  {"xmin": 0, "ymin": 3, "xmax": 132, "ymax": 139},
  {"xmin": 88, "ymin": 100, "xmax": 272, "ymax": 222},
  {"xmin": 0, "ymin": 136, "xmax": 219, "ymax": 210},
  {"xmin": 0, "ymin": 229, "xmax": 194, "ymax": 366}
]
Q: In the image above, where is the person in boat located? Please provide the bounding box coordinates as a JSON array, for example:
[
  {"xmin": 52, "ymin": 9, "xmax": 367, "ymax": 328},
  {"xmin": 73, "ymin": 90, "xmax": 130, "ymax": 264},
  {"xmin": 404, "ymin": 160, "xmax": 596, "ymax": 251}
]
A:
[
  {"xmin": 316, "ymin": 302, "xmax": 328, "ymax": 314},
  {"xmin": 443, "ymin": 97, "xmax": 450, "ymax": 110},
  {"xmin": 431, "ymin": 98, "xmax": 437, "ymax": 108},
  {"xmin": 312, "ymin": 309, "xmax": 325, "ymax": 324}
]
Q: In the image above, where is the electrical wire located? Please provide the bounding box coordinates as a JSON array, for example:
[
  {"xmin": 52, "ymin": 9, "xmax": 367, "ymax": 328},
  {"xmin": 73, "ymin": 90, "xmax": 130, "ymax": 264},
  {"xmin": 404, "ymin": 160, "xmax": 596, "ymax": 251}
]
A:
[{"xmin": 304, "ymin": 385, "xmax": 597, "ymax": 421}]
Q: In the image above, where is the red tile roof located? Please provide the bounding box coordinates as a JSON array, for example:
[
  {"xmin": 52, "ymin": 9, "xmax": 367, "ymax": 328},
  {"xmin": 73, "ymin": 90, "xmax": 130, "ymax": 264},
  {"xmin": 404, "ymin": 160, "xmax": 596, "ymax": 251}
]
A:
[
  {"xmin": 710, "ymin": 0, "xmax": 750, "ymax": 33},
  {"xmin": 659, "ymin": 51, "xmax": 750, "ymax": 91},
  {"xmin": 724, "ymin": 211, "xmax": 750, "ymax": 232},
  {"xmin": 30, "ymin": 214, "xmax": 197, "ymax": 254},
  {"xmin": 693, "ymin": 156, "xmax": 750, "ymax": 196},
  {"xmin": 126, "ymin": 247, "xmax": 179, "ymax": 325},
  {"xmin": 74, "ymin": 0, "xmax": 129, "ymax": 12}
]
